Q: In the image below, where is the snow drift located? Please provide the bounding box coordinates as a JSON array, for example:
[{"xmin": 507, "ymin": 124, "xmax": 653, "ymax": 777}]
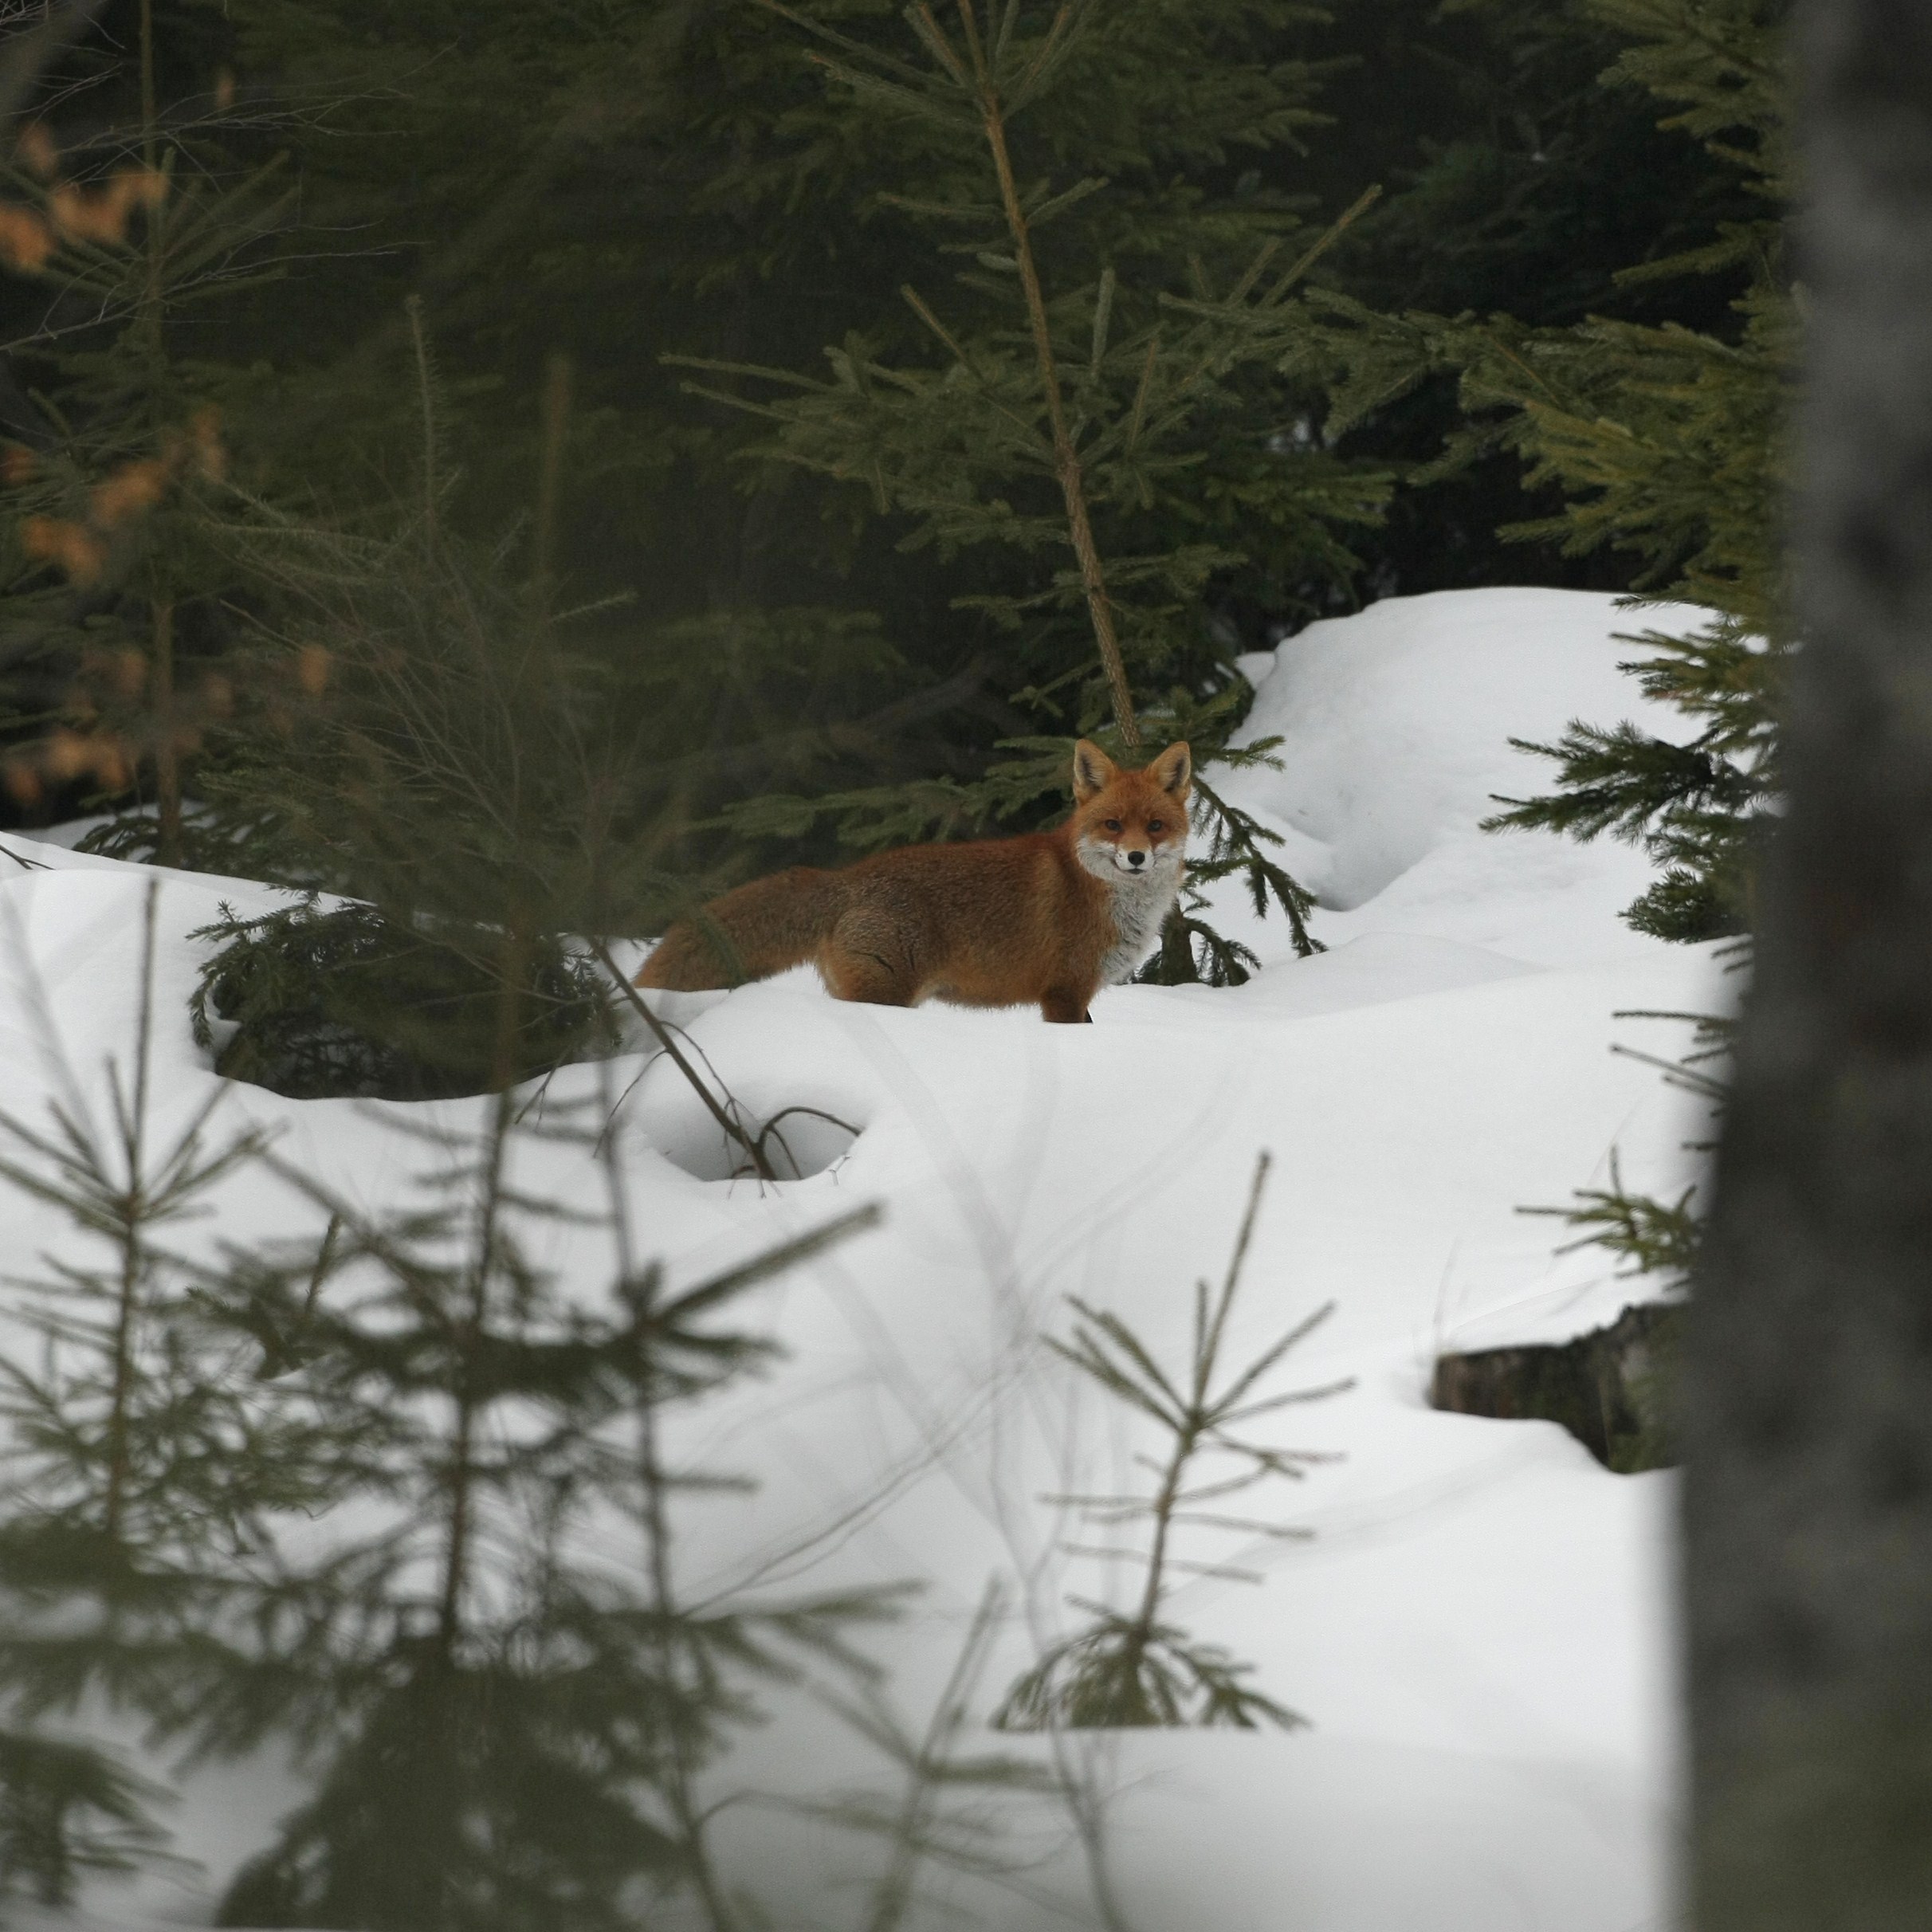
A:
[{"xmin": 0, "ymin": 588, "xmax": 1723, "ymax": 1932}]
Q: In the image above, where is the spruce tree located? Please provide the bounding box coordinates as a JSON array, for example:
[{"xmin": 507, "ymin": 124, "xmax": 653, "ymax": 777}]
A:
[
  {"xmin": 124, "ymin": 0, "xmax": 1003, "ymax": 869},
  {"xmin": 0, "ymin": 886, "xmax": 320, "ymax": 1895},
  {"xmin": 1298, "ymin": 0, "xmax": 1793, "ymax": 940},
  {"xmin": 0, "ymin": 5, "xmax": 301, "ymax": 864},
  {"xmin": 163, "ymin": 309, "xmax": 779, "ymax": 1098},
  {"xmin": 0, "ymin": 4, "xmax": 842, "ymax": 891},
  {"xmin": 201, "ymin": 1086, "xmax": 881, "ymax": 1932},
  {"xmin": 670, "ymin": 0, "xmax": 1393, "ymax": 979},
  {"xmin": 0, "ymin": 2, "xmax": 1427, "ymax": 969},
  {"xmin": 1290, "ymin": 0, "xmax": 1769, "ymax": 601},
  {"xmin": 0, "ymin": 878, "xmax": 896, "ymax": 1926},
  {"xmin": 995, "ymin": 1154, "xmax": 1346, "ymax": 1730}
]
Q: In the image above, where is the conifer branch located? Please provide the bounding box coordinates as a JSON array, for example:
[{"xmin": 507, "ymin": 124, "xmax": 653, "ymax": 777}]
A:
[
  {"xmin": 1259, "ymin": 183, "xmax": 1382, "ymax": 307},
  {"xmin": 898, "ymin": 282, "xmax": 972, "ymax": 367}
]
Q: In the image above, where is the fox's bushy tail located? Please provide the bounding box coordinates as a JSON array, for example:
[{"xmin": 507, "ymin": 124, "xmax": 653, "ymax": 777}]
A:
[{"xmin": 635, "ymin": 868, "xmax": 846, "ymax": 990}]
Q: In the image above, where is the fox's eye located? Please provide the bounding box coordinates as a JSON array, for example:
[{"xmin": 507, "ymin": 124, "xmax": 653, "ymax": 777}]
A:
[
  {"xmin": 1148, "ymin": 819, "xmax": 1164, "ymax": 834},
  {"xmin": 1105, "ymin": 819, "xmax": 1121, "ymax": 832}
]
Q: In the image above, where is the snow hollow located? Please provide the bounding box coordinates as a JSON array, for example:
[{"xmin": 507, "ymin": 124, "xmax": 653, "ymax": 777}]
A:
[{"xmin": 0, "ymin": 588, "xmax": 1724, "ymax": 1932}]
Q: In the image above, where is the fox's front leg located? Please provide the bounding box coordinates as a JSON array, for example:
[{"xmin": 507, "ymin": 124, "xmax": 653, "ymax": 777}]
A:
[{"xmin": 1040, "ymin": 985, "xmax": 1094, "ymax": 1024}]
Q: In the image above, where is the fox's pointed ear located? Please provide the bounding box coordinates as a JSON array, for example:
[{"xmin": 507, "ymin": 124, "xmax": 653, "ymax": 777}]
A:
[
  {"xmin": 1071, "ymin": 739, "xmax": 1117, "ymax": 803},
  {"xmin": 1151, "ymin": 740, "xmax": 1192, "ymax": 799}
]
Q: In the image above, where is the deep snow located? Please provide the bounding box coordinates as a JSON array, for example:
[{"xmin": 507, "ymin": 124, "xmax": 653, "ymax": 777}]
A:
[{"xmin": 0, "ymin": 587, "xmax": 1726, "ymax": 1932}]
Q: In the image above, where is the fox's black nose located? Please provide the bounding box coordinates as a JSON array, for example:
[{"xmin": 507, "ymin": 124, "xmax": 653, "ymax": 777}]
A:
[{"xmin": 1126, "ymin": 849, "xmax": 1146, "ymax": 868}]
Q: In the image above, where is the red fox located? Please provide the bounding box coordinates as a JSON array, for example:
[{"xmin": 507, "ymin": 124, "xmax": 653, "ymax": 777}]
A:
[{"xmin": 637, "ymin": 740, "xmax": 1192, "ymax": 1023}]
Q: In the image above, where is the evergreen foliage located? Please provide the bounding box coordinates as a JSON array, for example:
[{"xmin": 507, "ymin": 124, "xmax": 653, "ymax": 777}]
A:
[
  {"xmin": 996, "ymin": 1154, "xmax": 1347, "ymax": 1730},
  {"xmin": 0, "ymin": 1726, "xmax": 175, "ymax": 1908},
  {"xmin": 0, "ymin": 0, "xmax": 1800, "ymax": 958},
  {"xmin": 0, "ymin": 893, "xmax": 891, "ymax": 1926},
  {"xmin": 0, "ymin": 885, "xmax": 319, "ymax": 1895},
  {"xmin": 803, "ymin": 1582, "xmax": 1065, "ymax": 1932},
  {"xmin": 1526, "ymin": 1003, "xmax": 1732, "ymax": 1285},
  {"xmin": 174, "ymin": 312, "xmax": 678, "ymax": 918},
  {"xmin": 188, "ymin": 901, "xmax": 609, "ymax": 1101},
  {"xmin": 1530, "ymin": 1151, "xmax": 1703, "ymax": 1281},
  {"xmin": 150, "ymin": 315, "xmax": 727, "ymax": 1098},
  {"xmin": 672, "ymin": 0, "xmax": 1393, "ymax": 978},
  {"xmin": 0, "ymin": 2, "xmax": 942, "ymax": 898},
  {"xmin": 0, "ymin": 0, "xmax": 1030, "ymax": 866},
  {"xmin": 202, "ymin": 1090, "xmax": 883, "ymax": 1931},
  {"xmin": 1313, "ymin": 0, "xmax": 1763, "ymax": 329},
  {"xmin": 1298, "ymin": 0, "xmax": 1794, "ymax": 939},
  {"xmin": 1293, "ymin": 0, "xmax": 1764, "ymax": 601},
  {"xmin": 1508, "ymin": 1003, "xmax": 1730, "ymax": 1475},
  {"xmin": 0, "ymin": 2, "xmax": 302, "ymax": 862}
]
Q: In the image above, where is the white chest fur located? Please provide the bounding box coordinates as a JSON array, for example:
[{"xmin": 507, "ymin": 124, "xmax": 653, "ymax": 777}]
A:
[
  {"xmin": 1074, "ymin": 834, "xmax": 1187, "ymax": 984},
  {"xmin": 1097, "ymin": 861, "xmax": 1184, "ymax": 984}
]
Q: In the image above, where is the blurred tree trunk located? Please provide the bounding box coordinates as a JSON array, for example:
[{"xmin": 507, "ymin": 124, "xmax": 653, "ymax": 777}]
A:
[{"xmin": 1687, "ymin": 5, "xmax": 1932, "ymax": 1927}]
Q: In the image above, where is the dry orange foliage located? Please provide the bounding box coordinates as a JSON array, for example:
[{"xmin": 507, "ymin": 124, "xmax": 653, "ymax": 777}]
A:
[
  {"xmin": 296, "ymin": 644, "xmax": 332, "ymax": 697},
  {"xmin": 179, "ymin": 405, "xmax": 226, "ymax": 483},
  {"xmin": 5, "ymin": 713, "xmax": 193, "ymax": 805},
  {"xmin": 105, "ymin": 648, "xmax": 149, "ymax": 698},
  {"xmin": 49, "ymin": 167, "xmax": 167, "ymax": 246},
  {"xmin": 0, "ymin": 161, "xmax": 168, "ymax": 274},
  {"xmin": 14, "ymin": 410, "xmax": 228, "ymax": 585},
  {"xmin": 0, "ymin": 203, "xmax": 53, "ymax": 273},
  {"xmin": 22, "ymin": 516, "xmax": 107, "ymax": 585},
  {"xmin": 16, "ymin": 124, "xmax": 57, "ymax": 179},
  {"xmin": 39, "ymin": 728, "xmax": 131, "ymax": 790},
  {"xmin": 41, "ymin": 729, "xmax": 92, "ymax": 780},
  {"xmin": 91, "ymin": 457, "xmax": 170, "ymax": 527}
]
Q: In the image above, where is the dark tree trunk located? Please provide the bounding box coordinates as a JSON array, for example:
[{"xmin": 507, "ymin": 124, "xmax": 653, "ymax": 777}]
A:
[{"xmin": 1687, "ymin": 6, "xmax": 1932, "ymax": 1926}]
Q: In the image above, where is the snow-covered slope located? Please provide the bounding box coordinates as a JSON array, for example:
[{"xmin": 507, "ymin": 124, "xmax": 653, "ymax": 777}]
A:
[{"xmin": 0, "ymin": 588, "xmax": 1722, "ymax": 1932}]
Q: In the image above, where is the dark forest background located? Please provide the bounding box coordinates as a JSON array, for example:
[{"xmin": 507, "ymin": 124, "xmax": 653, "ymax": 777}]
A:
[{"xmin": 0, "ymin": 0, "xmax": 1785, "ymax": 971}]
